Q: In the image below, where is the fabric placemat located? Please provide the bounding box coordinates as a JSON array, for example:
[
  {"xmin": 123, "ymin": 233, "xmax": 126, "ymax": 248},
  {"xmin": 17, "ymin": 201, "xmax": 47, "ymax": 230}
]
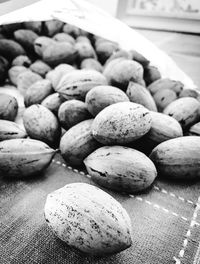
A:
[{"xmin": 1, "ymin": 153, "xmax": 200, "ymax": 264}]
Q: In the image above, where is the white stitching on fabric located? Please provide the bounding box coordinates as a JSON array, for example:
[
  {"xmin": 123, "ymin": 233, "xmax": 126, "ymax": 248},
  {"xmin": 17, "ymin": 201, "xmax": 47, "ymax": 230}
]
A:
[
  {"xmin": 172, "ymin": 212, "xmax": 179, "ymax": 217},
  {"xmin": 173, "ymin": 257, "xmax": 181, "ymax": 264},
  {"xmin": 52, "ymin": 159, "xmax": 200, "ymax": 226},
  {"xmin": 54, "ymin": 160, "xmax": 61, "ymax": 165},
  {"xmin": 52, "ymin": 159, "xmax": 196, "ymax": 206},
  {"xmin": 153, "ymin": 186, "xmax": 196, "ymax": 206},
  {"xmin": 52, "ymin": 159, "xmax": 91, "ymax": 177},
  {"xmin": 193, "ymin": 241, "xmax": 200, "ymax": 264},
  {"xmin": 129, "ymin": 194, "xmax": 199, "ymax": 225},
  {"xmin": 173, "ymin": 197, "xmax": 200, "ymax": 264}
]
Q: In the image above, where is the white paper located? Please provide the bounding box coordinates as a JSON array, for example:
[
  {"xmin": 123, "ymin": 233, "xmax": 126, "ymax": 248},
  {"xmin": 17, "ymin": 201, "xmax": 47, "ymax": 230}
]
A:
[{"xmin": 0, "ymin": 0, "xmax": 196, "ymax": 89}]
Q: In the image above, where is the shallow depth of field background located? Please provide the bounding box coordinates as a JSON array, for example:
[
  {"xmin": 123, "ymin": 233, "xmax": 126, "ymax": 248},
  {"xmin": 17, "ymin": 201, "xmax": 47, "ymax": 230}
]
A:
[{"xmin": 86, "ymin": 0, "xmax": 200, "ymax": 88}]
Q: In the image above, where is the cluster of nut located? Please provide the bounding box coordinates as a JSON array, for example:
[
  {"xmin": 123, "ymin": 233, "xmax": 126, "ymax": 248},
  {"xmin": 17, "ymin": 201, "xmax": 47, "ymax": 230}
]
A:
[
  {"xmin": 1, "ymin": 19, "xmax": 200, "ymax": 256},
  {"xmin": 0, "ymin": 19, "xmax": 200, "ymax": 182}
]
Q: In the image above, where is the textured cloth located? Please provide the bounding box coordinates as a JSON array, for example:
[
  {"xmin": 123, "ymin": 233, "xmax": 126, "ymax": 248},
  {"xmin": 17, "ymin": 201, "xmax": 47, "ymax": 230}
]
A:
[{"xmin": 0, "ymin": 154, "xmax": 200, "ymax": 264}]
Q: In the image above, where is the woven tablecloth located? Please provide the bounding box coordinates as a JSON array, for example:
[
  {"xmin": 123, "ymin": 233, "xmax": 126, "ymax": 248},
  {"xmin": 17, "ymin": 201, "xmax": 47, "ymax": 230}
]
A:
[
  {"xmin": 0, "ymin": 2, "xmax": 199, "ymax": 262},
  {"xmin": 1, "ymin": 153, "xmax": 200, "ymax": 264}
]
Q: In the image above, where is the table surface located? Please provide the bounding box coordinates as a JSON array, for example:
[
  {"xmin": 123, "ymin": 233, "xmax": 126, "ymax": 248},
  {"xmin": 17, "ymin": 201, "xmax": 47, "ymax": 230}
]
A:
[
  {"xmin": 0, "ymin": 0, "xmax": 40, "ymax": 16},
  {"xmin": 1, "ymin": 154, "xmax": 200, "ymax": 264},
  {"xmin": 1, "ymin": 29, "xmax": 200, "ymax": 264}
]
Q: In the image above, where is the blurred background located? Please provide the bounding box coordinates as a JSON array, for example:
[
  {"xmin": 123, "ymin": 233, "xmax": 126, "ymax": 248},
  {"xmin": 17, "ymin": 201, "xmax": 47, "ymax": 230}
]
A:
[
  {"xmin": 86, "ymin": 0, "xmax": 200, "ymax": 87},
  {"xmin": 87, "ymin": 0, "xmax": 200, "ymax": 32},
  {"xmin": 0, "ymin": 0, "xmax": 200, "ymax": 87}
]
